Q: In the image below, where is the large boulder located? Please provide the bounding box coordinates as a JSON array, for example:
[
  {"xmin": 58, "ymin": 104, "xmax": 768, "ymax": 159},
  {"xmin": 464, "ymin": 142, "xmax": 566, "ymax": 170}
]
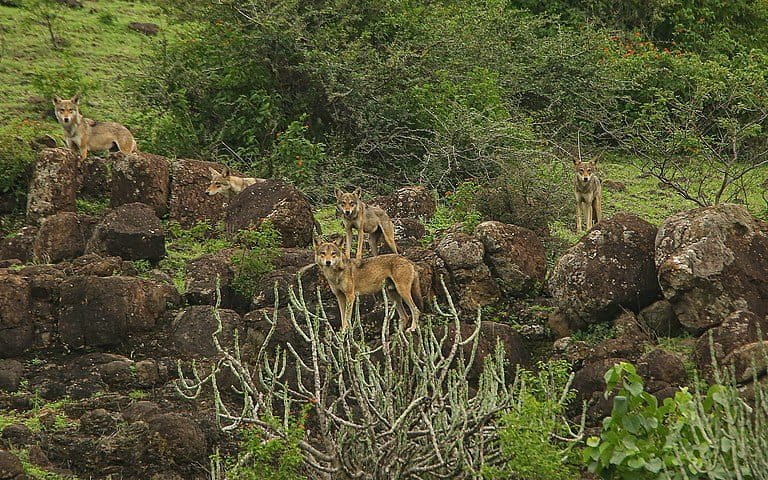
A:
[
  {"xmin": 694, "ymin": 310, "xmax": 768, "ymax": 374},
  {"xmin": 0, "ymin": 226, "xmax": 37, "ymax": 262},
  {"xmin": 723, "ymin": 341, "xmax": 768, "ymax": 383},
  {"xmin": 86, "ymin": 203, "xmax": 165, "ymax": 262},
  {"xmin": 549, "ymin": 213, "xmax": 660, "ymax": 328},
  {"xmin": 0, "ymin": 359, "xmax": 24, "ymax": 392},
  {"xmin": 655, "ymin": 204, "xmax": 768, "ymax": 332},
  {"xmin": 169, "ymin": 159, "xmax": 228, "ymax": 227},
  {"xmin": 0, "ymin": 274, "xmax": 33, "ymax": 358},
  {"xmin": 26, "ymin": 148, "xmax": 79, "ymax": 223},
  {"xmin": 371, "ymin": 186, "xmax": 436, "ymax": 222},
  {"xmin": 224, "ymin": 180, "xmax": 316, "ymax": 248},
  {"xmin": 33, "ymin": 212, "xmax": 98, "ymax": 263},
  {"xmin": 58, "ymin": 275, "xmax": 177, "ymax": 348},
  {"xmin": 109, "ymin": 152, "xmax": 170, "ymax": 216},
  {"xmin": 638, "ymin": 300, "xmax": 683, "ymax": 337},
  {"xmin": 474, "ymin": 221, "xmax": 546, "ymax": 296},
  {"xmin": 571, "ymin": 357, "xmax": 628, "ymax": 407},
  {"xmin": 146, "ymin": 413, "xmax": 207, "ymax": 467},
  {"xmin": 183, "ymin": 249, "xmax": 249, "ymax": 312},
  {"xmin": 434, "ymin": 233, "xmax": 499, "ymax": 310},
  {"xmin": 170, "ymin": 305, "xmax": 242, "ymax": 356},
  {"xmin": 77, "ymin": 155, "xmax": 109, "ymax": 197}
]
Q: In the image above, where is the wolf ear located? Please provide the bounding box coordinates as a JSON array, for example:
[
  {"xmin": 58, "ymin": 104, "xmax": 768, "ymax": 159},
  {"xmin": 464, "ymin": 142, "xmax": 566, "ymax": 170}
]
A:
[
  {"xmin": 312, "ymin": 234, "xmax": 322, "ymax": 249},
  {"xmin": 352, "ymin": 186, "xmax": 362, "ymax": 197},
  {"xmin": 591, "ymin": 155, "xmax": 600, "ymax": 166},
  {"xmin": 572, "ymin": 157, "xmax": 579, "ymax": 166},
  {"xmin": 334, "ymin": 188, "xmax": 343, "ymax": 201},
  {"xmin": 71, "ymin": 94, "xmax": 80, "ymax": 104},
  {"xmin": 208, "ymin": 167, "xmax": 220, "ymax": 178},
  {"xmin": 333, "ymin": 236, "xmax": 345, "ymax": 248},
  {"xmin": 53, "ymin": 96, "xmax": 62, "ymax": 106}
]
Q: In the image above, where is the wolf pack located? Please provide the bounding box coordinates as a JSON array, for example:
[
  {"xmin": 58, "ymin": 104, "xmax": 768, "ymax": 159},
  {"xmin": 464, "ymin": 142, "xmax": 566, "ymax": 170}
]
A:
[{"xmin": 53, "ymin": 94, "xmax": 603, "ymax": 334}]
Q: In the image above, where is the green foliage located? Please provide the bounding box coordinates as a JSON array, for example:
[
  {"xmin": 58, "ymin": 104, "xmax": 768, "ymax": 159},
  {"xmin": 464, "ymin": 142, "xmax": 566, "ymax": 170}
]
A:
[
  {"xmin": 130, "ymin": 259, "xmax": 153, "ymax": 276},
  {"xmin": 30, "ymin": 59, "xmax": 96, "ymax": 101},
  {"xmin": 97, "ymin": 12, "xmax": 117, "ymax": 25},
  {"xmin": 0, "ymin": 120, "xmax": 44, "ymax": 204},
  {"xmin": 571, "ymin": 322, "xmax": 617, "ymax": 346},
  {"xmin": 159, "ymin": 221, "xmax": 232, "ymax": 294},
  {"xmin": 422, "ymin": 181, "xmax": 482, "ymax": 245},
  {"xmin": 75, "ymin": 197, "xmax": 109, "ymax": 216},
  {"xmin": 230, "ymin": 220, "xmax": 281, "ymax": 300},
  {"xmin": 14, "ymin": 447, "xmax": 80, "ymax": 480},
  {"xmin": 583, "ymin": 361, "xmax": 768, "ymax": 479},
  {"xmin": 269, "ymin": 115, "xmax": 326, "ymax": 196},
  {"xmin": 484, "ymin": 360, "xmax": 579, "ymax": 480},
  {"xmin": 511, "ymin": 0, "xmax": 768, "ymax": 56},
  {"xmin": 224, "ymin": 410, "xmax": 308, "ymax": 480}
]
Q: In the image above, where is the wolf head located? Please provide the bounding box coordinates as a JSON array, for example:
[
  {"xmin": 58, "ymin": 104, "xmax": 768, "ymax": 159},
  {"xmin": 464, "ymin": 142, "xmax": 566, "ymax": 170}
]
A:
[
  {"xmin": 53, "ymin": 94, "xmax": 80, "ymax": 126},
  {"xmin": 313, "ymin": 235, "xmax": 345, "ymax": 268},
  {"xmin": 206, "ymin": 167, "xmax": 231, "ymax": 196},
  {"xmin": 573, "ymin": 157, "xmax": 598, "ymax": 184},
  {"xmin": 335, "ymin": 187, "xmax": 363, "ymax": 219}
]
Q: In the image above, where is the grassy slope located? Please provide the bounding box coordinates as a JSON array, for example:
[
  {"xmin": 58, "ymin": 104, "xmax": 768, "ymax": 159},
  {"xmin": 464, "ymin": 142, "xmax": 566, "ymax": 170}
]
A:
[
  {"xmin": 0, "ymin": 0, "xmax": 172, "ymax": 136},
  {"xmin": 1, "ymin": 1, "xmax": 765, "ymax": 237}
]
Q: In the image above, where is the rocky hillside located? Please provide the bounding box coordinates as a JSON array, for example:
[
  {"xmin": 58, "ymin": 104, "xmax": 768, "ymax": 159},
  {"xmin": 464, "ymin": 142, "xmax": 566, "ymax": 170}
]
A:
[{"xmin": 0, "ymin": 147, "xmax": 766, "ymax": 478}]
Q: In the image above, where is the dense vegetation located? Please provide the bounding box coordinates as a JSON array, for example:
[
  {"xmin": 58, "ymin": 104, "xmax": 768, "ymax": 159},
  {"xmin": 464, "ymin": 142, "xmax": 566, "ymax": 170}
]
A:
[
  {"xmin": 2, "ymin": 1, "xmax": 768, "ymax": 478},
  {"xmin": 133, "ymin": 0, "xmax": 768, "ymax": 215}
]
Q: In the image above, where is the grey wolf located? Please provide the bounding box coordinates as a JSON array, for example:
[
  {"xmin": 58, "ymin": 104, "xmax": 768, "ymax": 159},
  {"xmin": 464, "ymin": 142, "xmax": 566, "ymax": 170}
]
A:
[
  {"xmin": 313, "ymin": 236, "xmax": 422, "ymax": 333},
  {"xmin": 335, "ymin": 187, "xmax": 398, "ymax": 259},
  {"xmin": 206, "ymin": 167, "xmax": 265, "ymax": 197},
  {"xmin": 573, "ymin": 157, "xmax": 602, "ymax": 232},
  {"xmin": 53, "ymin": 95, "xmax": 136, "ymax": 160}
]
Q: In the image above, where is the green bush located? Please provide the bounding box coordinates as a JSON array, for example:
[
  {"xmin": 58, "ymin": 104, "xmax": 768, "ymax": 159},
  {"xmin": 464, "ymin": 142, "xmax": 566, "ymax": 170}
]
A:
[
  {"xmin": 484, "ymin": 360, "xmax": 579, "ymax": 480},
  {"xmin": 583, "ymin": 361, "xmax": 768, "ymax": 479},
  {"xmin": 223, "ymin": 411, "xmax": 307, "ymax": 480},
  {"xmin": 268, "ymin": 115, "xmax": 326, "ymax": 196},
  {"xmin": 422, "ymin": 180, "xmax": 482, "ymax": 245},
  {"xmin": 0, "ymin": 120, "xmax": 44, "ymax": 205},
  {"xmin": 230, "ymin": 220, "xmax": 281, "ymax": 300}
]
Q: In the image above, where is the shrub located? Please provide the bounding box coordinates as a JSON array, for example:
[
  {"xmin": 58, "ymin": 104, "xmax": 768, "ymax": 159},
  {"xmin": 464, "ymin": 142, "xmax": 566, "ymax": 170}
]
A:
[
  {"xmin": 475, "ymin": 155, "xmax": 572, "ymax": 235},
  {"xmin": 583, "ymin": 360, "xmax": 768, "ymax": 479},
  {"xmin": 219, "ymin": 412, "xmax": 308, "ymax": 480},
  {"xmin": 0, "ymin": 120, "xmax": 44, "ymax": 206},
  {"xmin": 483, "ymin": 360, "xmax": 580, "ymax": 480},
  {"xmin": 230, "ymin": 221, "xmax": 281, "ymax": 300},
  {"xmin": 178, "ymin": 281, "xmax": 584, "ymax": 478},
  {"xmin": 267, "ymin": 115, "xmax": 326, "ymax": 197},
  {"xmin": 422, "ymin": 180, "xmax": 483, "ymax": 245}
]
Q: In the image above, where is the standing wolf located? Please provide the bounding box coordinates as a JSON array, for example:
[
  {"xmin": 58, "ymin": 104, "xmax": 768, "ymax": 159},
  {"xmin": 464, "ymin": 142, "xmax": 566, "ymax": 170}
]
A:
[
  {"xmin": 53, "ymin": 95, "xmax": 136, "ymax": 160},
  {"xmin": 314, "ymin": 236, "xmax": 421, "ymax": 333},
  {"xmin": 335, "ymin": 187, "xmax": 398, "ymax": 259},
  {"xmin": 573, "ymin": 157, "xmax": 602, "ymax": 233}
]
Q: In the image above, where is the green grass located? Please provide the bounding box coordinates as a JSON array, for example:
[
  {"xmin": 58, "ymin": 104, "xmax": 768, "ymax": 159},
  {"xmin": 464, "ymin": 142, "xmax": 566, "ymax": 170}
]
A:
[
  {"xmin": 13, "ymin": 447, "xmax": 80, "ymax": 480},
  {"xmin": 0, "ymin": 396, "xmax": 76, "ymax": 433},
  {"xmin": 314, "ymin": 205, "xmax": 345, "ymax": 238},
  {"xmin": 600, "ymin": 161, "xmax": 768, "ymax": 225},
  {"xmin": 0, "ymin": 0, "xmax": 179, "ymax": 140}
]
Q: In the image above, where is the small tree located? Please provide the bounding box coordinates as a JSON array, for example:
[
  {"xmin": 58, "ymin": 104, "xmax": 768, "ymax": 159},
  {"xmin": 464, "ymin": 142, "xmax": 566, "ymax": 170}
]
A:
[{"xmin": 27, "ymin": 0, "xmax": 67, "ymax": 49}]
